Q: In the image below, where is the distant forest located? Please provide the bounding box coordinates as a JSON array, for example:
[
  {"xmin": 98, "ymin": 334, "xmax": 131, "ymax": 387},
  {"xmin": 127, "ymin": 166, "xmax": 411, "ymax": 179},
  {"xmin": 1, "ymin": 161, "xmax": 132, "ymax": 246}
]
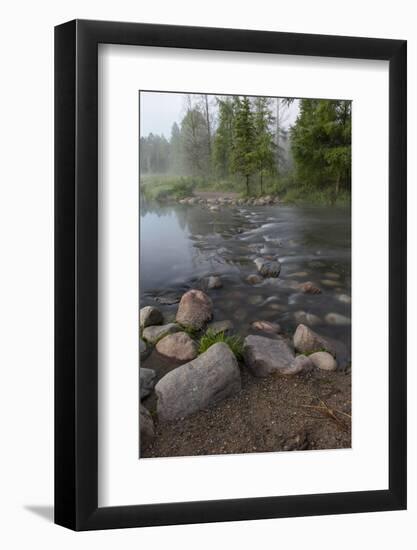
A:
[{"xmin": 140, "ymin": 94, "xmax": 351, "ymax": 203}]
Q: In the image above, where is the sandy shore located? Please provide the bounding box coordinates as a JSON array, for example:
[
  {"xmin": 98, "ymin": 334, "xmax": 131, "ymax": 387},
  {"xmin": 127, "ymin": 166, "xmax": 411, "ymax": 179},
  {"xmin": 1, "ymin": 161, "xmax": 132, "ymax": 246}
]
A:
[{"xmin": 141, "ymin": 365, "xmax": 351, "ymax": 458}]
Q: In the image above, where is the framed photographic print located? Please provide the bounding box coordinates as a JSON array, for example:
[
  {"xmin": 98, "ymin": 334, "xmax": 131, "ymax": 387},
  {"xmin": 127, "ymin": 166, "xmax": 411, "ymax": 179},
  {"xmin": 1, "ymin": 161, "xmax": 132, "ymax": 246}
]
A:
[{"xmin": 55, "ymin": 20, "xmax": 407, "ymax": 530}]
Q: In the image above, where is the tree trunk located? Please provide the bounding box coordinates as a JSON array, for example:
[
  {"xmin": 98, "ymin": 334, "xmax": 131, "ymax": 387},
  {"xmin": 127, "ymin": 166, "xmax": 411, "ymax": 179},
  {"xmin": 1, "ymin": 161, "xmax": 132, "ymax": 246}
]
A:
[
  {"xmin": 246, "ymin": 175, "xmax": 249, "ymax": 195},
  {"xmin": 335, "ymin": 174, "xmax": 340, "ymax": 196},
  {"xmin": 260, "ymin": 173, "xmax": 263, "ymax": 194}
]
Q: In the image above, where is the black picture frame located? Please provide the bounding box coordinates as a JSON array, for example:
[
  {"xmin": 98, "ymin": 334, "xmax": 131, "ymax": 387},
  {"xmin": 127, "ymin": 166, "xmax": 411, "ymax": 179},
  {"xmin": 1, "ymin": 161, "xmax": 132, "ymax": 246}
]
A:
[{"xmin": 55, "ymin": 19, "xmax": 407, "ymax": 531}]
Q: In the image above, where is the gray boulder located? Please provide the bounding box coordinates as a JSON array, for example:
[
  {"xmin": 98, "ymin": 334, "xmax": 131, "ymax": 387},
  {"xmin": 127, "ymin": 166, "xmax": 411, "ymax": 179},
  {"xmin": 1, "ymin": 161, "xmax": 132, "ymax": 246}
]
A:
[
  {"xmin": 155, "ymin": 342, "xmax": 241, "ymax": 422},
  {"xmin": 254, "ymin": 257, "xmax": 281, "ymax": 278},
  {"xmin": 243, "ymin": 334, "xmax": 296, "ymax": 377},
  {"xmin": 140, "ymin": 305, "xmax": 163, "ymax": 329},
  {"xmin": 140, "ymin": 367, "xmax": 157, "ymax": 399},
  {"xmin": 139, "ymin": 404, "xmax": 154, "ymax": 448},
  {"xmin": 156, "ymin": 331, "xmax": 198, "ymax": 362},
  {"xmin": 176, "ymin": 289, "xmax": 213, "ymax": 330},
  {"xmin": 142, "ymin": 323, "xmax": 181, "ymax": 344}
]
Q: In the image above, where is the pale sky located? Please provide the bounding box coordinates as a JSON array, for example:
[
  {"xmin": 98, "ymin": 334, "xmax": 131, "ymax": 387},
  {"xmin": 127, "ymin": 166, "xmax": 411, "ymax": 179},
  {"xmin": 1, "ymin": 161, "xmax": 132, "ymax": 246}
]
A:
[{"xmin": 140, "ymin": 91, "xmax": 299, "ymax": 139}]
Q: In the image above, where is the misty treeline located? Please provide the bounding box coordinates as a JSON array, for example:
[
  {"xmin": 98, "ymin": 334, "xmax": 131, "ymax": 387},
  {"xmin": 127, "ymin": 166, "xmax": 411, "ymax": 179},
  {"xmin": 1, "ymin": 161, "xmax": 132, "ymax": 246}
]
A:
[{"xmin": 140, "ymin": 94, "xmax": 351, "ymax": 202}]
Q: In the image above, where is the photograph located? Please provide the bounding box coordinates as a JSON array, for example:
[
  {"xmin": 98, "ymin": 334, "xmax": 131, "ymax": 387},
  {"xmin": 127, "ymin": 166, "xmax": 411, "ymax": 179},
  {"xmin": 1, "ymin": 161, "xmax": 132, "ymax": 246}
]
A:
[{"xmin": 139, "ymin": 91, "xmax": 352, "ymax": 458}]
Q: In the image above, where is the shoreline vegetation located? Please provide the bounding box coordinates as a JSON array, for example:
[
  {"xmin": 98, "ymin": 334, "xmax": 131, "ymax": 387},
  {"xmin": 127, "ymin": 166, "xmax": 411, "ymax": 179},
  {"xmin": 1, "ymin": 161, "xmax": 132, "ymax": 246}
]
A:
[{"xmin": 140, "ymin": 95, "xmax": 351, "ymax": 206}]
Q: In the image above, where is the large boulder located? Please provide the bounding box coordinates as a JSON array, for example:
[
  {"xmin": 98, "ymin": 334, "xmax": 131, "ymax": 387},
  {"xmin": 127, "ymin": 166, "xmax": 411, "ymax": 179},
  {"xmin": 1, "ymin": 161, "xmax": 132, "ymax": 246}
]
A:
[
  {"xmin": 243, "ymin": 334, "xmax": 298, "ymax": 377},
  {"xmin": 140, "ymin": 367, "xmax": 157, "ymax": 400},
  {"xmin": 254, "ymin": 258, "xmax": 281, "ymax": 278},
  {"xmin": 155, "ymin": 342, "xmax": 241, "ymax": 421},
  {"xmin": 139, "ymin": 404, "xmax": 155, "ymax": 448},
  {"xmin": 142, "ymin": 323, "xmax": 181, "ymax": 344},
  {"xmin": 176, "ymin": 289, "xmax": 213, "ymax": 330},
  {"xmin": 156, "ymin": 332, "xmax": 198, "ymax": 362},
  {"xmin": 140, "ymin": 306, "xmax": 163, "ymax": 329},
  {"xmin": 293, "ymin": 324, "xmax": 335, "ymax": 355}
]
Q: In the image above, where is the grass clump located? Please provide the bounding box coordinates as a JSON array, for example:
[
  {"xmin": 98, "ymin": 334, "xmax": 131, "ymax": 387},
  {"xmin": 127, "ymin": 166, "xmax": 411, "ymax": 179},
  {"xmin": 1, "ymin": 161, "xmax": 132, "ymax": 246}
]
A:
[
  {"xmin": 141, "ymin": 175, "xmax": 197, "ymax": 201},
  {"xmin": 198, "ymin": 329, "xmax": 244, "ymax": 361}
]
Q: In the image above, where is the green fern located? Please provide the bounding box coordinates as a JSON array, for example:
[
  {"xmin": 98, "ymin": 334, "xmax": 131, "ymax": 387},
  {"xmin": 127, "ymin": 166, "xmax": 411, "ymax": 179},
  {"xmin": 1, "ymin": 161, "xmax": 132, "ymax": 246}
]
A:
[{"xmin": 198, "ymin": 329, "xmax": 244, "ymax": 361}]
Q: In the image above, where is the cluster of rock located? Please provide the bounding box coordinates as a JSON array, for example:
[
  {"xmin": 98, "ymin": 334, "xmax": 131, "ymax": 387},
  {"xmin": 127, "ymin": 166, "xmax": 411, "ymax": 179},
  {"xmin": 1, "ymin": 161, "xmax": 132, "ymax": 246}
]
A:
[
  {"xmin": 178, "ymin": 195, "xmax": 281, "ymax": 208},
  {"xmin": 139, "ymin": 286, "xmax": 344, "ymax": 447}
]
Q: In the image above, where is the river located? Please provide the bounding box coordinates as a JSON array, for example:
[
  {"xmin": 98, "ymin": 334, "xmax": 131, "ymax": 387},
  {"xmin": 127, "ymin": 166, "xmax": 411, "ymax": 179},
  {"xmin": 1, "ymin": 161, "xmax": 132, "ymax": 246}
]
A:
[{"xmin": 140, "ymin": 199, "xmax": 351, "ymax": 370}]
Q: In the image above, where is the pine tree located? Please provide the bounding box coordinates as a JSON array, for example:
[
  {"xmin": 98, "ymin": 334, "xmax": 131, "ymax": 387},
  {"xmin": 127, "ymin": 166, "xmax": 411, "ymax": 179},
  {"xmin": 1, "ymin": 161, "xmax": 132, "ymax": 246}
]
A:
[
  {"xmin": 253, "ymin": 97, "xmax": 276, "ymax": 194},
  {"xmin": 230, "ymin": 97, "xmax": 256, "ymax": 194},
  {"xmin": 213, "ymin": 97, "xmax": 234, "ymax": 178},
  {"xmin": 291, "ymin": 99, "xmax": 351, "ymax": 199}
]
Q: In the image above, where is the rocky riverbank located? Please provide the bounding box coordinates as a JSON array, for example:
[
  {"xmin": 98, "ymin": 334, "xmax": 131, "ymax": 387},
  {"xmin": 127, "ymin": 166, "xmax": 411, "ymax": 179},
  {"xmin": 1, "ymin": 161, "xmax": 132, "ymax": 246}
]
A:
[
  {"xmin": 178, "ymin": 192, "xmax": 281, "ymax": 208},
  {"xmin": 140, "ymin": 280, "xmax": 351, "ymax": 457}
]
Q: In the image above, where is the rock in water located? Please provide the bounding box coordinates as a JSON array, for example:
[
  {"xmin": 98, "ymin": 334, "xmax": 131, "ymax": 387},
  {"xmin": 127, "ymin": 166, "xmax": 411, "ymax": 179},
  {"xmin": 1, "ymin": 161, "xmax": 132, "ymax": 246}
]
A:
[
  {"xmin": 139, "ymin": 404, "xmax": 154, "ymax": 448},
  {"xmin": 254, "ymin": 258, "xmax": 281, "ymax": 278},
  {"xmin": 299, "ymin": 281, "xmax": 322, "ymax": 294},
  {"xmin": 140, "ymin": 367, "xmax": 157, "ymax": 399},
  {"xmin": 324, "ymin": 313, "xmax": 351, "ymax": 325},
  {"xmin": 243, "ymin": 335, "xmax": 297, "ymax": 377},
  {"xmin": 251, "ymin": 320, "xmax": 281, "ymax": 334},
  {"xmin": 293, "ymin": 324, "xmax": 335, "ymax": 355},
  {"xmin": 154, "ymin": 294, "xmax": 181, "ymax": 305},
  {"xmin": 246, "ymin": 273, "xmax": 263, "ymax": 285},
  {"xmin": 293, "ymin": 311, "xmax": 322, "ymax": 326},
  {"xmin": 176, "ymin": 289, "xmax": 213, "ymax": 330},
  {"xmin": 140, "ymin": 305, "xmax": 163, "ymax": 329},
  {"xmin": 156, "ymin": 332, "xmax": 198, "ymax": 362},
  {"xmin": 142, "ymin": 323, "xmax": 181, "ymax": 344},
  {"xmin": 336, "ymin": 294, "xmax": 351, "ymax": 304},
  {"xmin": 207, "ymin": 320, "xmax": 234, "ymax": 335},
  {"xmin": 155, "ymin": 343, "xmax": 241, "ymax": 421},
  {"xmin": 309, "ymin": 351, "xmax": 337, "ymax": 371},
  {"xmin": 139, "ymin": 338, "xmax": 150, "ymax": 361},
  {"xmin": 207, "ymin": 275, "xmax": 222, "ymax": 289}
]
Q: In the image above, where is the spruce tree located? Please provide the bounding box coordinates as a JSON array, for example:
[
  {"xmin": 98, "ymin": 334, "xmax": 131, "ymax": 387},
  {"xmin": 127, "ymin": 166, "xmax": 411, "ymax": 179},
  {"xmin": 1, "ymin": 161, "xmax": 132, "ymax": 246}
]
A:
[
  {"xmin": 253, "ymin": 97, "xmax": 276, "ymax": 194},
  {"xmin": 230, "ymin": 96, "xmax": 256, "ymax": 194}
]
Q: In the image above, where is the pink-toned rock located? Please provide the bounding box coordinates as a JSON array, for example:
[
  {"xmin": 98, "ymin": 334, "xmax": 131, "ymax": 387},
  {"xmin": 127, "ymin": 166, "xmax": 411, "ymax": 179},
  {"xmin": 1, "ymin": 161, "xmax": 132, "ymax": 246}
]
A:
[
  {"xmin": 299, "ymin": 281, "xmax": 322, "ymax": 294},
  {"xmin": 156, "ymin": 332, "xmax": 198, "ymax": 362},
  {"xmin": 176, "ymin": 289, "xmax": 213, "ymax": 330},
  {"xmin": 251, "ymin": 320, "xmax": 281, "ymax": 334}
]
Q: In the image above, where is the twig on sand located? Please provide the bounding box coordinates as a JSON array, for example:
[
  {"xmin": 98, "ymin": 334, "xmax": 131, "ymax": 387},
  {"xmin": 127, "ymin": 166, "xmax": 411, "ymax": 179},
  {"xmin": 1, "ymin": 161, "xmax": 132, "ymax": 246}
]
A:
[{"xmin": 299, "ymin": 396, "xmax": 351, "ymax": 431}]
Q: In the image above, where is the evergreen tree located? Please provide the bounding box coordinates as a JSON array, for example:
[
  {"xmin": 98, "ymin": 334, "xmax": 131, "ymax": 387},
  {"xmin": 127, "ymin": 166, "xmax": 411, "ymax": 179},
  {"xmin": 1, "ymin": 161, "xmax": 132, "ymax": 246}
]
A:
[
  {"xmin": 230, "ymin": 97, "xmax": 256, "ymax": 194},
  {"xmin": 253, "ymin": 97, "xmax": 276, "ymax": 194},
  {"xmin": 213, "ymin": 97, "xmax": 234, "ymax": 178},
  {"xmin": 291, "ymin": 99, "xmax": 351, "ymax": 199}
]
